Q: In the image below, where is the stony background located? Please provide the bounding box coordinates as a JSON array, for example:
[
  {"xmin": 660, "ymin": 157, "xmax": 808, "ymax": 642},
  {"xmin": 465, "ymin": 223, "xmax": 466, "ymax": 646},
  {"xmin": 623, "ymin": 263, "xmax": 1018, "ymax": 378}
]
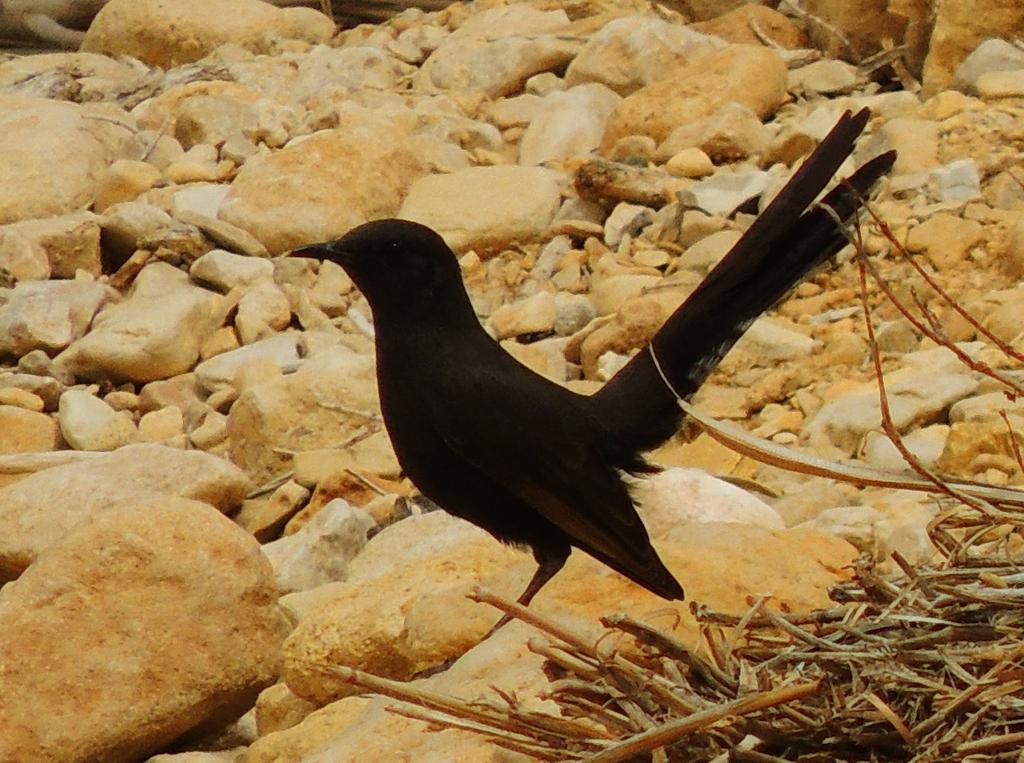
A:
[{"xmin": 1, "ymin": 0, "xmax": 1023, "ymax": 760}]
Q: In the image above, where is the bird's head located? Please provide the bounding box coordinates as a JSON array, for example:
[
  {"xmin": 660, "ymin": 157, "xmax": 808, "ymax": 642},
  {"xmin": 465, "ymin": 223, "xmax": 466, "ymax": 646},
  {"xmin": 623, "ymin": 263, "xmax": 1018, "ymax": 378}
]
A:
[{"xmin": 292, "ymin": 219, "xmax": 469, "ymax": 316}]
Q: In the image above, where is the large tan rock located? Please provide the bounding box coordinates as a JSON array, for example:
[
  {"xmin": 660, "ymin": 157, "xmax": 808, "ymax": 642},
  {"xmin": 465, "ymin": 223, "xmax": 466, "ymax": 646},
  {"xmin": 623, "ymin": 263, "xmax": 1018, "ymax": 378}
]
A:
[
  {"xmin": 564, "ymin": 15, "xmax": 723, "ymax": 95},
  {"xmin": 0, "ymin": 443, "xmax": 251, "ymax": 579},
  {"xmin": 226, "ymin": 346, "xmax": 387, "ymax": 485},
  {"xmin": 280, "ymin": 509, "xmax": 854, "ymax": 707},
  {"xmin": 81, "ymin": 0, "xmax": 334, "ymax": 68},
  {"xmin": 398, "ymin": 166, "xmax": 562, "ymax": 253},
  {"xmin": 0, "ymin": 499, "xmax": 288, "ymax": 762},
  {"xmin": 53, "ymin": 262, "xmax": 220, "ymax": 383},
  {"xmin": 0, "ymin": 97, "xmax": 117, "ymax": 224},
  {"xmin": 219, "ymin": 117, "xmax": 432, "ymax": 255},
  {"xmin": 601, "ymin": 44, "xmax": 787, "ymax": 150},
  {"xmin": 414, "ymin": 5, "xmax": 575, "ymax": 97}
]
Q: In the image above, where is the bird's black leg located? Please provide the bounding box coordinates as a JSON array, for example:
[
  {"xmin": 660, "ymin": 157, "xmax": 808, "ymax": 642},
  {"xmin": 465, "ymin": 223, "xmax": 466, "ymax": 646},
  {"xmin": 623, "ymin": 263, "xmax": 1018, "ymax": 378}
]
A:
[{"xmin": 485, "ymin": 543, "xmax": 571, "ymax": 638}]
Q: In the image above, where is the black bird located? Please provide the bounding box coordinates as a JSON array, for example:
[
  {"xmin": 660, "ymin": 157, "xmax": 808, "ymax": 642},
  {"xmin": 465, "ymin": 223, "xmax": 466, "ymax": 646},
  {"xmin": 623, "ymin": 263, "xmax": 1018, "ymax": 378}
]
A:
[{"xmin": 294, "ymin": 109, "xmax": 895, "ymax": 621}]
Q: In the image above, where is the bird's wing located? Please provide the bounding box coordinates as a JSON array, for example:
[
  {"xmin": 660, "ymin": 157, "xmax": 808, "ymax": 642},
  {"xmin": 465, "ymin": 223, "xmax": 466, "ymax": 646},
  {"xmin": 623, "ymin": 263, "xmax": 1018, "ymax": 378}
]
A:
[{"xmin": 425, "ymin": 358, "xmax": 683, "ymax": 598}]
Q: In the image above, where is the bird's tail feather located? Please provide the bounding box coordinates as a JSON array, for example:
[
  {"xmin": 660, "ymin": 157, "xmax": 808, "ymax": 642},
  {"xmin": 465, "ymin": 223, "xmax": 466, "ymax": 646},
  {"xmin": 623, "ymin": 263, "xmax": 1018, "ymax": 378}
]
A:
[{"xmin": 592, "ymin": 109, "xmax": 896, "ymax": 453}]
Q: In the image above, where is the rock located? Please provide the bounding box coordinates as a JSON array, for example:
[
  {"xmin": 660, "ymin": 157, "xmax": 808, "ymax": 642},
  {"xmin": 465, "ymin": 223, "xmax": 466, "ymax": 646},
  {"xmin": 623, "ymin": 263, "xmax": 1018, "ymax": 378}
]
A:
[
  {"xmin": 54, "ymin": 263, "xmax": 219, "ymax": 383},
  {"xmin": 665, "ymin": 147, "xmax": 715, "ymax": 178},
  {"xmin": 414, "ymin": 6, "xmax": 575, "ymax": 98},
  {"xmin": 677, "ymin": 229, "xmax": 741, "ymax": 271},
  {"xmin": 905, "ymin": 212, "xmax": 985, "ymax": 271},
  {"xmin": 861, "ymin": 424, "xmax": 950, "ymax": 472},
  {"xmin": 219, "ymin": 119, "xmax": 432, "ymax": 256},
  {"xmin": 194, "ymin": 331, "xmax": 304, "ymax": 393},
  {"xmin": 281, "ymin": 518, "xmax": 854, "ymax": 706},
  {"xmin": 801, "ymin": 0, "xmax": 911, "ymax": 63},
  {"xmin": 921, "ymin": 1, "xmax": 1024, "ymax": 95},
  {"xmin": 657, "ymin": 102, "xmax": 770, "ymax": 163},
  {"xmin": 679, "ymin": 170, "xmax": 770, "ymax": 217},
  {"xmin": 226, "ymin": 346, "xmax": 384, "ymax": 484},
  {"xmin": 190, "ymin": 249, "xmax": 275, "ymax": 291},
  {"xmin": 729, "ymin": 317, "xmax": 816, "ymax": 363},
  {"xmin": 870, "ymin": 117, "xmax": 940, "ymax": 175},
  {"xmin": 235, "ymin": 281, "xmax": 291, "ymax": 344},
  {"xmin": 807, "ymin": 346, "xmax": 981, "ymax": 454},
  {"xmin": 604, "ymin": 202, "xmax": 655, "ymax": 249},
  {"xmin": 58, "ymin": 389, "xmax": 138, "ymax": 451},
  {"xmin": 280, "ymin": 511, "xmax": 532, "ymax": 702},
  {"xmin": 564, "ymin": 15, "xmax": 723, "ymax": 95},
  {"xmin": 518, "ymin": 84, "xmax": 621, "ymax": 165},
  {"xmin": 261, "ymin": 499, "xmax": 375, "ymax": 594},
  {"xmin": 487, "ymin": 291, "xmax": 557, "ymax": 340},
  {"xmin": 399, "ymin": 166, "xmax": 561, "ymax": 253},
  {"xmin": 82, "ymin": 0, "xmax": 333, "ymax": 67},
  {"xmin": 0, "ymin": 212, "xmax": 102, "ymax": 278},
  {"xmin": 0, "ymin": 499, "xmax": 287, "ymax": 762},
  {"xmin": 179, "ymin": 209, "xmax": 272, "ymax": 259},
  {"xmin": 93, "ymin": 159, "xmax": 163, "ymax": 213},
  {"xmin": 632, "ymin": 468, "xmax": 784, "ymax": 534},
  {"xmin": 0, "ymin": 96, "xmax": 120, "ymax": 224},
  {"xmin": 798, "ymin": 504, "xmax": 884, "ymax": 555},
  {"xmin": 788, "ymin": 59, "xmax": 860, "ymax": 95},
  {"xmin": 98, "ymin": 201, "xmax": 175, "ymax": 266},
  {"xmin": 691, "ymin": 4, "xmax": 807, "ymax": 48},
  {"xmin": 929, "ymin": 159, "xmax": 982, "ymax": 203},
  {"xmin": 0, "ymin": 226, "xmax": 49, "ymax": 282},
  {"xmin": 954, "ymin": 38, "xmax": 1024, "ymax": 93},
  {"xmin": 138, "ymin": 405, "xmax": 186, "ymax": 443},
  {"xmin": 0, "ymin": 443, "xmax": 251, "ymax": 578},
  {"xmin": 601, "ymin": 45, "xmax": 787, "ymax": 150},
  {"xmin": 976, "ymin": 69, "xmax": 1024, "ymax": 98},
  {"xmin": 173, "ymin": 94, "xmax": 259, "ymax": 150},
  {"xmin": 0, "ymin": 405, "xmax": 62, "ymax": 453},
  {"xmin": 0, "ymin": 280, "xmax": 114, "ymax": 357},
  {"xmin": 999, "ymin": 212, "xmax": 1024, "ymax": 279}
]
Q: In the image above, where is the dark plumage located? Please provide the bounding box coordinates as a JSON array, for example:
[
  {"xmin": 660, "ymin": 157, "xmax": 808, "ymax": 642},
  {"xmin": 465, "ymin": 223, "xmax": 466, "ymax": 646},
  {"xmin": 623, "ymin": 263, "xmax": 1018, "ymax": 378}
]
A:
[{"xmin": 293, "ymin": 109, "xmax": 895, "ymax": 619}]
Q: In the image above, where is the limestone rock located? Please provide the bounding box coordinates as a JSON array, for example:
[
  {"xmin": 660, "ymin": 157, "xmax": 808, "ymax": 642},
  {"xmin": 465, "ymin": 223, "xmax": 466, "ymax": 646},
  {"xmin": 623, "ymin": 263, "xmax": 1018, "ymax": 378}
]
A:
[
  {"xmin": 194, "ymin": 331, "xmax": 304, "ymax": 394},
  {"xmin": 807, "ymin": 346, "xmax": 981, "ymax": 454},
  {"xmin": 692, "ymin": 4, "xmax": 807, "ymax": 48},
  {"xmin": 399, "ymin": 166, "xmax": 561, "ymax": 253},
  {"xmin": 953, "ymin": 38, "xmax": 1024, "ymax": 93},
  {"xmin": 905, "ymin": 213, "xmax": 985, "ymax": 271},
  {"xmin": 601, "ymin": 45, "xmax": 787, "ymax": 150},
  {"xmin": 0, "ymin": 212, "xmax": 102, "ymax": 278},
  {"xmin": 54, "ymin": 263, "xmax": 219, "ymax": 383},
  {"xmin": 921, "ymin": 0, "xmax": 1024, "ymax": 95},
  {"xmin": 235, "ymin": 280, "xmax": 291, "ymax": 345},
  {"xmin": 82, "ymin": 0, "xmax": 334, "ymax": 67},
  {"xmin": 518, "ymin": 84, "xmax": 621, "ymax": 165},
  {"xmin": 226, "ymin": 346, "xmax": 383, "ymax": 484},
  {"xmin": 0, "ymin": 499, "xmax": 287, "ymax": 762},
  {"xmin": 261, "ymin": 499, "xmax": 375, "ymax": 594},
  {"xmin": 281, "ymin": 517, "xmax": 854, "ymax": 705},
  {"xmin": 0, "ymin": 280, "xmax": 114, "ymax": 357},
  {"xmin": 414, "ymin": 6, "xmax": 575, "ymax": 98},
  {"xmin": 0, "ymin": 443, "xmax": 251, "ymax": 578},
  {"xmin": 0, "ymin": 96, "xmax": 118, "ymax": 224},
  {"xmin": 58, "ymin": 389, "xmax": 138, "ymax": 451},
  {"xmin": 564, "ymin": 15, "xmax": 723, "ymax": 95},
  {"xmin": 219, "ymin": 118, "xmax": 432, "ymax": 255},
  {"xmin": 0, "ymin": 405, "xmax": 62, "ymax": 453},
  {"xmin": 190, "ymin": 249, "xmax": 275, "ymax": 291},
  {"xmin": 657, "ymin": 102, "xmax": 770, "ymax": 163}
]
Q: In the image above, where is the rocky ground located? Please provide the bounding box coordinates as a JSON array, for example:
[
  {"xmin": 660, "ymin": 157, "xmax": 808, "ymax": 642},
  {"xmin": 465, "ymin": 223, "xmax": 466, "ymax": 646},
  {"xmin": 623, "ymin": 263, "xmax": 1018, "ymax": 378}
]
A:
[{"xmin": 1, "ymin": 0, "xmax": 1024, "ymax": 760}]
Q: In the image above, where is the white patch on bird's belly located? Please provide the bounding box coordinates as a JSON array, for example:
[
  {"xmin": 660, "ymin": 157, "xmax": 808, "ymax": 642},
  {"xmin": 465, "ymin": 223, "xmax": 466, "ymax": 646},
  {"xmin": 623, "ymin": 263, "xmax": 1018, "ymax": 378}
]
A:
[{"xmin": 628, "ymin": 467, "xmax": 784, "ymax": 537}]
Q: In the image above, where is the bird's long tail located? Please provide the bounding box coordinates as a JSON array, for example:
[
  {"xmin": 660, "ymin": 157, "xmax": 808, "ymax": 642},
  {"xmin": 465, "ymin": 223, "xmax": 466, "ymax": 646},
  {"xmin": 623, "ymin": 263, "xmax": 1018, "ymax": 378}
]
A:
[{"xmin": 592, "ymin": 109, "xmax": 897, "ymax": 453}]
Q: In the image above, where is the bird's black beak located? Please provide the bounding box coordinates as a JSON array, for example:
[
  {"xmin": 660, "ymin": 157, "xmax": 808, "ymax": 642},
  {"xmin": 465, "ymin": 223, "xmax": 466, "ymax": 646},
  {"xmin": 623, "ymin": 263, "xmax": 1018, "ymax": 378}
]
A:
[{"xmin": 290, "ymin": 240, "xmax": 352, "ymax": 266}]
